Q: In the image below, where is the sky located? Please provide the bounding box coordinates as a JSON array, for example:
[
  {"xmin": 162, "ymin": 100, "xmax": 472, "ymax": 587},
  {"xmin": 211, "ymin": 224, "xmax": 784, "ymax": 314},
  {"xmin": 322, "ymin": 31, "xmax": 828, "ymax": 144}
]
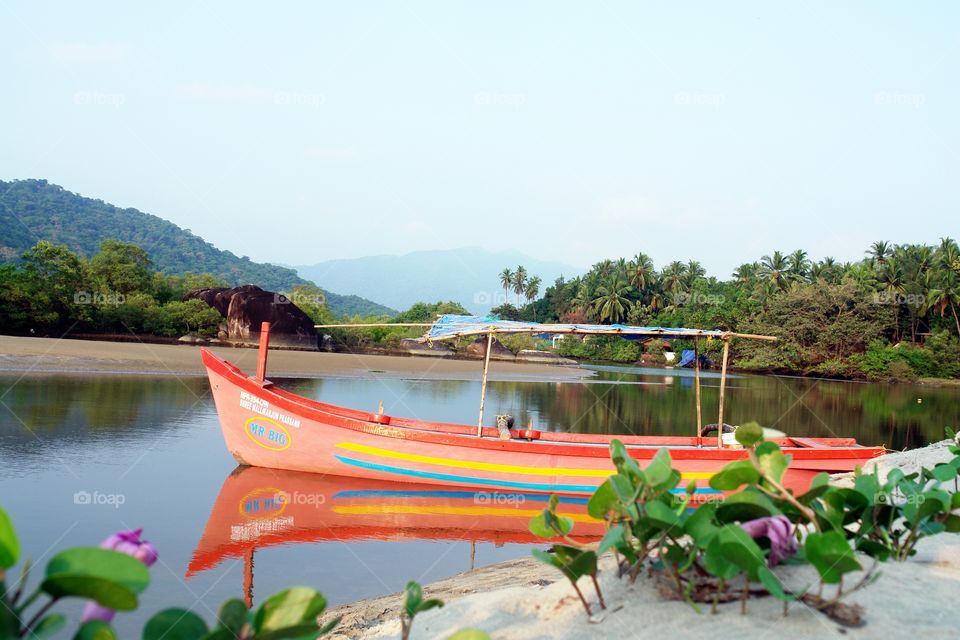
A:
[{"xmin": 1, "ymin": 1, "xmax": 957, "ymax": 278}]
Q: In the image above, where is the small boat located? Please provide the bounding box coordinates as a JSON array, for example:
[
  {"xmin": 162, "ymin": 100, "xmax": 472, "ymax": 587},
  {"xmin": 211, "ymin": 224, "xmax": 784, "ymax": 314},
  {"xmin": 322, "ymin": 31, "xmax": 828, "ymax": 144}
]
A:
[{"xmin": 201, "ymin": 316, "xmax": 885, "ymax": 497}]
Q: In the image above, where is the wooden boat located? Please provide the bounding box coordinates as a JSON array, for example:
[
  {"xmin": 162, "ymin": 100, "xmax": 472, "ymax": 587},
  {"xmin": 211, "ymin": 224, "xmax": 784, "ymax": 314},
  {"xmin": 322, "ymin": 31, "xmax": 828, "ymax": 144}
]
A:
[{"xmin": 201, "ymin": 316, "xmax": 885, "ymax": 497}]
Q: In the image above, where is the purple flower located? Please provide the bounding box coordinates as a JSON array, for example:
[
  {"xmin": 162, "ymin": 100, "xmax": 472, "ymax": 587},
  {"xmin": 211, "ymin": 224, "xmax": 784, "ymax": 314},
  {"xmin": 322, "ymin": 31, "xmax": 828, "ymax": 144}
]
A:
[
  {"xmin": 740, "ymin": 516, "xmax": 797, "ymax": 566},
  {"xmin": 81, "ymin": 528, "xmax": 158, "ymax": 623}
]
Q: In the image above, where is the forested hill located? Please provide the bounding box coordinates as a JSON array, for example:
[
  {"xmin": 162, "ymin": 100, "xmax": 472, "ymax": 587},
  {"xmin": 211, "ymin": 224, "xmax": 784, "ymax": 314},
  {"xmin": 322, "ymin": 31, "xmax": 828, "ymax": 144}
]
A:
[{"xmin": 0, "ymin": 179, "xmax": 394, "ymax": 317}]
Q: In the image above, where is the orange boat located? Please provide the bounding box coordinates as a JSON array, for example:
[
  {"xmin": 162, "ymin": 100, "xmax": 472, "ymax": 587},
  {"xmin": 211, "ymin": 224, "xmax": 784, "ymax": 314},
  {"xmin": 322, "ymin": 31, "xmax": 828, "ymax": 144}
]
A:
[{"xmin": 201, "ymin": 316, "xmax": 885, "ymax": 498}]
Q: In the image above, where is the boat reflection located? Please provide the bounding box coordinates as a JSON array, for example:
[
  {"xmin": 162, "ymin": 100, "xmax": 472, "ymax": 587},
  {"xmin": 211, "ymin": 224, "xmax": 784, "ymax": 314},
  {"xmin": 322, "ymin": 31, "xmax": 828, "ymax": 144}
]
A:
[{"xmin": 188, "ymin": 466, "xmax": 605, "ymax": 602}]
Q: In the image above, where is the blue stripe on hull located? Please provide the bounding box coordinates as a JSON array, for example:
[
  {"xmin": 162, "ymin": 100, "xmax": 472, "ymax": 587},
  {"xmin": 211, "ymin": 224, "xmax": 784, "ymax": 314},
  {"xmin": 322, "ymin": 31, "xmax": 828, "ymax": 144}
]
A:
[{"xmin": 334, "ymin": 455, "xmax": 721, "ymax": 495}]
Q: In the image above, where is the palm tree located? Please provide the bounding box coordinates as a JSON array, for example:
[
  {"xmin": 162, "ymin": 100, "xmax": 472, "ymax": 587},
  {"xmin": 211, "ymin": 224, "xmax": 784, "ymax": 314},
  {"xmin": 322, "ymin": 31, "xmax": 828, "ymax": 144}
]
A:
[
  {"xmin": 844, "ymin": 262, "xmax": 878, "ymax": 290},
  {"xmin": 732, "ymin": 262, "xmax": 760, "ymax": 285},
  {"xmin": 867, "ymin": 241, "xmax": 892, "ymax": 265},
  {"xmin": 878, "ymin": 258, "xmax": 906, "ymax": 341},
  {"xmin": 686, "ymin": 260, "xmax": 706, "ymax": 280},
  {"xmin": 927, "ymin": 270, "xmax": 960, "ymax": 336},
  {"xmin": 498, "ymin": 268, "xmax": 513, "ymax": 305},
  {"xmin": 759, "ymin": 251, "xmax": 791, "ymax": 291},
  {"xmin": 628, "ymin": 253, "xmax": 656, "ymax": 292},
  {"xmin": 524, "ymin": 276, "xmax": 542, "ymax": 304},
  {"xmin": 787, "ymin": 249, "xmax": 810, "ymax": 281},
  {"xmin": 511, "ymin": 266, "xmax": 527, "ymax": 306},
  {"xmin": 937, "ymin": 237, "xmax": 959, "ymax": 272},
  {"xmin": 592, "ymin": 277, "xmax": 632, "ymax": 324}
]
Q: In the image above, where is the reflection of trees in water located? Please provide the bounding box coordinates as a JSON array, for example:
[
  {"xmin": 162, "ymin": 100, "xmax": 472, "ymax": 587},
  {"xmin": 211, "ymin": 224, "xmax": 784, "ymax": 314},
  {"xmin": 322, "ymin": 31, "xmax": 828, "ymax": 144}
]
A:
[
  {"xmin": 488, "ymin": 376, "xmax": 959, "ymax": 450},
  {"xmin": 0, "ymin": 376, "xmax": 210, "ymax": 439}
]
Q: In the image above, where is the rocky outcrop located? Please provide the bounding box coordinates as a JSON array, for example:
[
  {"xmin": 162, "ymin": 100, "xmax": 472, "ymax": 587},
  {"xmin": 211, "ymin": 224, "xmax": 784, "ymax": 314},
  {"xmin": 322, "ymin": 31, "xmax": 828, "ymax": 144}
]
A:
[
  {"xmin": 183, "ymin": 285, "xmax": 317, "ymax": 350},
  {"xmin": 515, "ymin": 350, "xmax": 577, "ymax": 365},
  {"xmin": 466, "ymin": 337, "xmax": 515, "ymax": 360},
  {"xmin": 399, "ymin": 338, "xmax": 455, "ymax": 357}
]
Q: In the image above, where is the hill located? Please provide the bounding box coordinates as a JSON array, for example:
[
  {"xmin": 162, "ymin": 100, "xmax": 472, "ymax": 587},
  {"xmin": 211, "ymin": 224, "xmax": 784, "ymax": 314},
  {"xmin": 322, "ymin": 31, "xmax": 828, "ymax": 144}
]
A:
[
  {"xmin": 0, "ymin": 179, "xmax": 395, "ymax": 317},
  {"xmin": 295, "ymin": 247, "xmax": 584, "ymax": 314}
]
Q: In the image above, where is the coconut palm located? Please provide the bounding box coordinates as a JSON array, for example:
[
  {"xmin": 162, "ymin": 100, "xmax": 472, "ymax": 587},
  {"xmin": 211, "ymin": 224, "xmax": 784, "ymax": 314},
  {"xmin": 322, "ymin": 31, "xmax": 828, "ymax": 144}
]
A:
[
  {"xmin": 759, "ymin": 251, "xmax": 791, "ymax": 291},
  {"xmin": 878, "ymin": 258, "xmax": 906, "ymax": 341},
  {"xmin": 628, "ymin": 253, "xmax": 656, "ymax": 292},
  {"xmin": 661, "ymin": 261, "xmax": 688, "ymax": 296},
  {"xmin": 592, "ymin": 276, "xmax": 632, "ymax": 324},
  {"xmin": 937, "ymin": 237, "xmax": 959, "ymax": 272},
  {"xmin": 499, "ymin": 268, "xmax": 513, "ymax": 305},
  {"xmin": 787, "ymin": 249, "xmax": 810, "ymax": 281},
  {"xmin": 524, "ymin": 276, "xmax": 541, "ymax": 304},
  {"xmin": 926, "ymin": 271, "xmax": 960, "ymax": 336},
  {"xmin": 732, "ymin": 262, "xmax": 760, "ymax": 285},
  {"xmin": 511, "ymin": 266, "xmax": 527, "ymax": 306},
  {"xmin": 686, "ymin": 260, "xmax": 706, "ymax": 280},
  {"xmin": 867, "ymin": 241, "xmax": 892, "ymax": 265}
]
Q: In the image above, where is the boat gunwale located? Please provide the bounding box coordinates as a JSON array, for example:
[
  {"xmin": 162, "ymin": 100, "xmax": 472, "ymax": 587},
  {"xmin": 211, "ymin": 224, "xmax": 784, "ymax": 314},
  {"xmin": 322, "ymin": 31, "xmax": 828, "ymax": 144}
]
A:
[{"xmin": 201, "ymin": 348, "xmax": 885, "ymax": 462}]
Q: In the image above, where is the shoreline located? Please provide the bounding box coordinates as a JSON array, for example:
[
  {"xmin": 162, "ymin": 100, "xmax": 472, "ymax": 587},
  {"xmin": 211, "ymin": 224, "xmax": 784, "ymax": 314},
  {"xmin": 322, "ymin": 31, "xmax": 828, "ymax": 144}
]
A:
[
  {"xmin": 0, "ymin": 335, "xmax": 594, "ymax": 382},
  {"xmin": 325, "ymin": 442, "xmax": 960, "ymax": 639}
]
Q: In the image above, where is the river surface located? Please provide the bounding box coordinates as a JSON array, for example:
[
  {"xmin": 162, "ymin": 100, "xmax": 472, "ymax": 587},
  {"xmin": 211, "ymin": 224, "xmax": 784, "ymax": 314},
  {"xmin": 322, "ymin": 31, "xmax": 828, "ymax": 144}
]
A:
[{"xmin": 0, "ymin": 365, "xmax": 957, "ymax": 635}]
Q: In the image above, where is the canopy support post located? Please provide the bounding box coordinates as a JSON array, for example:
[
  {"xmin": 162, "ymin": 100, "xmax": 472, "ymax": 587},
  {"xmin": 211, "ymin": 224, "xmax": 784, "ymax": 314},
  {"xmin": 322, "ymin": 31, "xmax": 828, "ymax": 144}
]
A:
[
  {"xmin": 477, "ymin": 332, "xmax": 493, "ymax": 437},
  {"xmin": 694, "ymin": 338, "xmax": 702, "ymax": 447},
  {"xmin": 243, "ymin": 548, "xmax": 254, "ymax": 608},
  {"xmin": 717, "ymin": 337, "xmax": 730, "ymax": 449},
  {"xmin": 256, "ymin": 322, "xmax": 271, "ymax": 383}
]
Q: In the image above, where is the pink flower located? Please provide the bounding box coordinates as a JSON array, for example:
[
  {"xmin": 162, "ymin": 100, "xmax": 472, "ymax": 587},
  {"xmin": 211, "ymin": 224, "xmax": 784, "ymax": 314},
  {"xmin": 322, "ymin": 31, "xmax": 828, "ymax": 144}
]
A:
[
  {"xmin": 81, "ymin": 529, "xmax": 158, "ymax": 623},
  {"xmin": 740, "ymin": 516, "xmax": 797, "ymax": 566}
]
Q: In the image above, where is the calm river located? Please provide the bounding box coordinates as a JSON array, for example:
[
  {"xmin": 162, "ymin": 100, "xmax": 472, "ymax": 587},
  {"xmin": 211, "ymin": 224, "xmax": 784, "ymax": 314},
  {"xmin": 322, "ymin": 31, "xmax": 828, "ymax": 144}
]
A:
[{"xmin": 1, "ymin": 365, "xmax": 957, "ymax": 635}]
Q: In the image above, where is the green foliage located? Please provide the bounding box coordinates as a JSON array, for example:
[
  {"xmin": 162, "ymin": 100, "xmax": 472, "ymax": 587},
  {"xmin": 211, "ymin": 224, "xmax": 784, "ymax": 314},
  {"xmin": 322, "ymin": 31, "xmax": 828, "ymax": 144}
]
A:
[
  {"xmin": 554, "ymin": 336, "xmax": 641, "ymax": 363},
  {"xmin": 0, "ymin": 179, "xmax": 394, "ymax": 317},
  {"xmin": 401, "ymin": 581, "xmax": 444, "ymax": 640},
  {"xmin": 530, "ymin": 430, "xmax": 960, "ymax": 622}
]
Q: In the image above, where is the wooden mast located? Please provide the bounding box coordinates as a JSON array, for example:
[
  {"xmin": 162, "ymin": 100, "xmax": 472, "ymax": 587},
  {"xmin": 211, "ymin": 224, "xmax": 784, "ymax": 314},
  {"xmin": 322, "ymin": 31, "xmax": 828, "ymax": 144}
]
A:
[
  {"xmin": 694, "ymin": 338, "xmax": 702, "ymax": 447},
  {"xmin": 477, "ymin": 332, "xmax": 494, "ymax": 437},
  {"xmin": 717, "ymin": 337, "xmax": 731, "ymax": 449},
  {"xmin": 255, "ymin": 321, "xmax": 270, "ymax": 383}
]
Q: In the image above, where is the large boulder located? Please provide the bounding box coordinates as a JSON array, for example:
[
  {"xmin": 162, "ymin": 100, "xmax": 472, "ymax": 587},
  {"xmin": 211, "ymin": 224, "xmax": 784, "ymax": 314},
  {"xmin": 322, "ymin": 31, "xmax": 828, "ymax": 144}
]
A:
[
  {"xmin": 466, "ymin": 337, "xmax": 515, "ymax": 360},
  {"xmin": 184, "ymin": 285, "xmax": 318, "ymax": 350},
  {"xmin": 399, "ymin": 338, "xmax": 455, "ymax": 357}
]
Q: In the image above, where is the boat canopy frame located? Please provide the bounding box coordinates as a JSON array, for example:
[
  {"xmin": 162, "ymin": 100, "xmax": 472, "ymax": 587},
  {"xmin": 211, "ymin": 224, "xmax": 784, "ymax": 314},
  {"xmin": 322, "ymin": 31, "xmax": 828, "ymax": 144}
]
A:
[{"xmin": 312, "ymin": 316, "xmax": 777, "ymax": 449}]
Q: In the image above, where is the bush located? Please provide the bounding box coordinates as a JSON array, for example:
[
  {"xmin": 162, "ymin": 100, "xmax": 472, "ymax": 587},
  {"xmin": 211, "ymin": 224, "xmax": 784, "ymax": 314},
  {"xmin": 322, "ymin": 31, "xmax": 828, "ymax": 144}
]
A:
[{"xmin": 499, "ymin": 333, "xmax": 536, "ymax": 353}]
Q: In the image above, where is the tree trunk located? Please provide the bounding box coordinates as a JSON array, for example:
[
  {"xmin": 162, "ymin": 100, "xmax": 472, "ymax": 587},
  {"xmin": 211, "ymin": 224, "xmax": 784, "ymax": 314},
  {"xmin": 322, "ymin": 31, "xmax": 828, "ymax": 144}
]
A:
[{"xmin": 952, "ymin": 300, "xmax": 960, "ymax": 337}]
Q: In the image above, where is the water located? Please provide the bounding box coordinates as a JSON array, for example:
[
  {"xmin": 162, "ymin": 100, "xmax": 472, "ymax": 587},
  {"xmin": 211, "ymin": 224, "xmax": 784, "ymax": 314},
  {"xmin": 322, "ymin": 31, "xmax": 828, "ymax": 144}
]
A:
[{"xmin": 1, "ymin": 366, "xmax": 957, "ymax": 635}]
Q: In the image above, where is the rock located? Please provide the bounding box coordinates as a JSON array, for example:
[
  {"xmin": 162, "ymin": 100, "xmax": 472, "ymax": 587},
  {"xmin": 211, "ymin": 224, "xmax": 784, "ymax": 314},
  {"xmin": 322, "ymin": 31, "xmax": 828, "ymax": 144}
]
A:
[
  {"xmin": 466, "ymin": 337, "xmax": 515, "ymax": 360},
  {"xmin": 184, "ymin": 285, "xmax": 318, "ymax": 350},
  {"xmin": 515, "ymin": 350, "xmax": 577, "ymax": 365},
  {"xmin": 178, "ymin": 334, "xmax": 202, "ymax": 344},
  {"xmin": 320, "ymin": 334, "xmax": 334, "ymax": 352},
  {"xmin": 399, "ymin": 338, "xmax": 455, "ymax": 357}
]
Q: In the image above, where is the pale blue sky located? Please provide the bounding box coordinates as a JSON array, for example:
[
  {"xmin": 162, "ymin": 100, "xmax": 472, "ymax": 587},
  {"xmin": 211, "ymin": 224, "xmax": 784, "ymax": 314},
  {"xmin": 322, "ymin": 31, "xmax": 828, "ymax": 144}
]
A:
[{"xmin": 1, "ymin": 1, "xmax": 957, "ymax": 278}]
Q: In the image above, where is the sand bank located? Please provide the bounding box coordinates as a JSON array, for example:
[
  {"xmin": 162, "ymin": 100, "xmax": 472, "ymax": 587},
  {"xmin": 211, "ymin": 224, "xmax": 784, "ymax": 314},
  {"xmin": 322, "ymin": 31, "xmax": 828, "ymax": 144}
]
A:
[{"xmin": 0, "ymin": 335, "xmax": 593, "ymax": 382}]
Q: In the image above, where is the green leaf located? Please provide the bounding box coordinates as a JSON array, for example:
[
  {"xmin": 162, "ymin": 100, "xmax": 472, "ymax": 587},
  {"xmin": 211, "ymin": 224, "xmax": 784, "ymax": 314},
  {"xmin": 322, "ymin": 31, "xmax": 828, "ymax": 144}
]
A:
[
  {"xmin": 0, "ymin": 506, "xmax": 19, "ymax": 569},
  {"xmin": 597, "ymin": 524, "xmax": 626, "ymax": 555},
  {"xmin": 528, "ymin": 510, "xmax": 573, "ymax": 539},
  {"xmin": 709, "ymin": 460, "xmax": 760, "ymax": 491},
  {"xmin": 644, "ymin": 501, "xmax": 681, "ymax": 532},
  {"xmin": 735, "ymin": 422, "xmax": 764, "ymax": 448},
  {"xmin": 27, "ymin": 613, "xmax": 65, "ymax": 639},
  {"xmin": 73, "ymin": 621, "xmax": 118, "ymax": 640},
  {"xmin": 684, "ymin": 502, "xmax": 719, "ymax": 547},
  {"xmin": 214, "ymin": 598, "xmax": 247, "ymax": 636},
  {"xmin": 253, "ymin": 587, "xmax": 326, "ymax": 634},
  {"xmin": 931, "ymin": 463, "xmax": 958, "ymax": 482},
  {"xmin": 943, "ymin": 515, "xmax": 960, "ymax": 533},
  {"xmin": 757, "ymin": 566, "xmax": 799, "ymax": 602},
  {"xmin": 557, "ymin": 548, "xmax": 598, "ymax": 581},
  {"xmin": 447, "ymin": 630, "xmax": 492, "ymax": 640},
  {"xmin": 715, "ymin": 490, "xmax": 780, "ymax": 523},
  {"xmin": 702, "ymin": 537, "xmax": 738, "ymax": 580},
  {"xmin": 755, "ymin": 441, "xmax": 789, "ymax": 485},
  {"xmin": 715, "ymin": 524, "xmax": 766, "ymax": 580},
  {"xmin": 143, "ymin": 609, "xmax": 209, "ymax": 640},
  {"xmin": 610, "ymin": 439, "xmax": 643, "ymax": 480},
  {"xmin": 952, "ymin": 492, "xmax": 960, "ymax": 510},
  {"xmin": 587, "ymin": 479, "xmax": 617, "ymax": 520},
  {"xmin": 644, "ymin": 448, "xmax": 673, "ymax": 487},
  {"xmin": 804, "ymin": 532, "xmax": 861, "ymax": 584},
  {"xmin": 798, "ymin": 473, "xmax": 832, "ymax": 504},
  {"xmin": 531, "ymin": 548, "xmax": 563, "ymax": 572},
  {"xmin": 42, "ymin": 548, "xmax": 149, "ymax": 610}
]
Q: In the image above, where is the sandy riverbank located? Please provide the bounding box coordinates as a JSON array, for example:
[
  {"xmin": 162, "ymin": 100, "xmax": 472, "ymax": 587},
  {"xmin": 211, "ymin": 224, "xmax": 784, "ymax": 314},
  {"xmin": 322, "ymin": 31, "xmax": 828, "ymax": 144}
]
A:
[
  {"xmin": 0, "ymin": 335, "xmax": 594, "ymax": 381},
  {"xmin": 326, "ymin": 442, "xmax": 960, "ymax": 639}
]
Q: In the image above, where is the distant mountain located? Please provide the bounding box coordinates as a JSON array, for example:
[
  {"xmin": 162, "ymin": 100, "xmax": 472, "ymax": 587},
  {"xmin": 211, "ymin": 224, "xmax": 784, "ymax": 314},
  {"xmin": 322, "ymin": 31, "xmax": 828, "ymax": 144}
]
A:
[
  {"xmin": 0, "ymin": 179, "xmax": 395, "ymax": 317},
  {"xmin": 296, "ymin": 247, "xmax": 584, "ymax": 314}
]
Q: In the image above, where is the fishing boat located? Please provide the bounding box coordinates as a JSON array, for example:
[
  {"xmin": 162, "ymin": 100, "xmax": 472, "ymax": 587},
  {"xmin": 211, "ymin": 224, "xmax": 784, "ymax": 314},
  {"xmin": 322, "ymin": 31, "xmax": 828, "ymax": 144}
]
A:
[{"xmin": 200, "ymin": 315, "xmax": 885, "ymax": 498}]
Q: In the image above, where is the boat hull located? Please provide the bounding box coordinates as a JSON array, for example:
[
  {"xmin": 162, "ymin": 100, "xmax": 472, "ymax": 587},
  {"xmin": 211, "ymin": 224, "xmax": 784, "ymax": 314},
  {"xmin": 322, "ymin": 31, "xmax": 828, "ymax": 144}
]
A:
[{"xmin": 202, "ymin": 349, "xmax": 885, "ymax": 497}]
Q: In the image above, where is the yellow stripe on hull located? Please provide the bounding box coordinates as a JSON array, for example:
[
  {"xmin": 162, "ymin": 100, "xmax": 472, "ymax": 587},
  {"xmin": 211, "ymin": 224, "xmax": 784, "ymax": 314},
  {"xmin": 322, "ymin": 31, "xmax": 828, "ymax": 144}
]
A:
[
  {"xmin": 333, "ymin": 504, "xmax": 598, "ymax": 522},
  {"xmin": 335, "ymin": 442, "xmax": 714, "ymax": 480}
]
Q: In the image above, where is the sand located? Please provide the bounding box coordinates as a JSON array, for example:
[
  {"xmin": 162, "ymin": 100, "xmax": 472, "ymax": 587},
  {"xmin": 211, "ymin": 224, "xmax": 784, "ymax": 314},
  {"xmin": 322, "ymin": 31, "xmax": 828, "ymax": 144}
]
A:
[
  {"xmin": 326, "ymin": 442, "xmax": 960, "ymax": 640},
  {"xmin": 0, "ymin": 335, "xmax": 593, "ymax": 382}
]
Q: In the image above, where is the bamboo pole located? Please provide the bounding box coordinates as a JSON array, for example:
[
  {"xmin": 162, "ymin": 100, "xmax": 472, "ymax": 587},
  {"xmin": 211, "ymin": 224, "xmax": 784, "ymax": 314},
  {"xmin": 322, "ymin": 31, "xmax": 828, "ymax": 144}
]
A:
[
  {"xmin": 694, "ymin": 338, "xmax": 702, "ymax": 447},
  {"xmin": 477, "ymin": 332, "xmax": 493, "ymax": 437},
  {"xmin": 717, "ymin": 337, "xmax": 731, "ymax": 449},
  {"xmin": 243, "ymin": 549, "xmax": 254, "ymax": 608},
  {"xmin": 255, "ymin": 322, "xmax": 270, "ymax": 383}
]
